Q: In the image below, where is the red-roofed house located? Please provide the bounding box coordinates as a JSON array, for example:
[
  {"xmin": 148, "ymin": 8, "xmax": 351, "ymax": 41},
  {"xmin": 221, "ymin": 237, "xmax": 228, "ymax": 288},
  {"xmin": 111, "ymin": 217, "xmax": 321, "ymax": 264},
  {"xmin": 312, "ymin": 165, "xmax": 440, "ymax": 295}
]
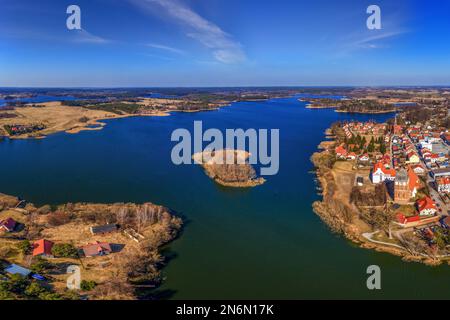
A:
[
  {"xmin": 33, "ymin": 239, "xmax": 54, "ymax": 257},
  {"xmin": 82, "ymin": 241, "xmax": 112, "ymax": 257},
  {"xmin": 359, "ymin": 153, "xmax": 370, "ymax": 162},
  {"xmin": 371, "ymin": 162, "xmax": 396, "ymax": 184},
  {"xmin": 416, "ymin": 196, "xmax": 437, "ymax": 216},
  {"xmin": 436, "ymin": 177, "xmax": 450, "ymax": 193},
  {"xmin": 394, "ymin": 125, "xmax": 403, "ymax": 135},
  {"xmin": 346, "ymin": 152, "xmax": 357, "ymax": 160},
  {"xmin": 396, "ymin": 213, "xmax": 441, "ymax": 228},
  {"xmin": 335, "ymin": 145, "xmax": 348, "ymax": 159},
  {"xmin": 0, "ymin": 218, "xmax": 17, "ymax": 233}
]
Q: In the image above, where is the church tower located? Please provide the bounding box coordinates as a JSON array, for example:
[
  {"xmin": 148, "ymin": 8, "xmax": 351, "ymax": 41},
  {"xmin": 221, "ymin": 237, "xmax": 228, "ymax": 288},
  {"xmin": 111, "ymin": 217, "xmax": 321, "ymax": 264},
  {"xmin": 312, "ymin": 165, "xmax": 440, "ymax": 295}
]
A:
[{"xmin": 394, "ymin": 168, "xmax": 411, "ymax": 203}]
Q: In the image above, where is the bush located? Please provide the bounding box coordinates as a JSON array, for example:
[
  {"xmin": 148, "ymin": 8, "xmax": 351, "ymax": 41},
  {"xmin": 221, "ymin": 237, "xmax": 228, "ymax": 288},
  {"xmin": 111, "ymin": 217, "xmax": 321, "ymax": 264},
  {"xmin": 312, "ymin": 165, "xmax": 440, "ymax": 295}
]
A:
[
  {"xmin": 80, "ymin": 280, "xmax": 97, "ymax": 291},
  {"xmin": 25, "ymin": 282, "xmax": 47, "ymax": 297},
  {"xmin": 18, "ymin": 240, "xmax": 31, "ymax": 255},
  {"xmin": 47, "ymin": 211, "xmax": 72, "ymax": 226},
  {"xmin": 51, "ymin": 243, "xmax": 78, "ymax": 258},
  {"xmin": 30, "ymin": 257, "xmax": 52, "ymax": 274},
  {"xmin": 36, "ymin": 205, "xmax": 51, "ymax": 215}
]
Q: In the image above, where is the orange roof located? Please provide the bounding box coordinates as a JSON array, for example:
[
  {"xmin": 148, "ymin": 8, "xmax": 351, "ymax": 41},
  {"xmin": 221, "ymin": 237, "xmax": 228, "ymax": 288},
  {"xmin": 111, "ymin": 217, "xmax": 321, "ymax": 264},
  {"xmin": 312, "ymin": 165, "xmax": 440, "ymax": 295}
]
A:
[
  {"xmin": 82, "ymin": 241, "xmax": 112, "ymax": 257},
  {"xmin": 407, "ymin": 167, "xmax": 421, "ymax": 191},
  {"xmin": 416, "ymin": 196, "xmax": 436, "ymax": 212},
  {"xmin": 374, "ymin": 161, "xmax": 396, "ymax": 176},
  {"xmin": 437, "ymin": 177, "xmax": 450, "ymax": 185},
  {"xmin": 33, "ymin": 239, "xmax": 54, "ymax": 256},
  {"xmin": 335, "ymin": 145, "xmax": 347, "ymax": 155}
]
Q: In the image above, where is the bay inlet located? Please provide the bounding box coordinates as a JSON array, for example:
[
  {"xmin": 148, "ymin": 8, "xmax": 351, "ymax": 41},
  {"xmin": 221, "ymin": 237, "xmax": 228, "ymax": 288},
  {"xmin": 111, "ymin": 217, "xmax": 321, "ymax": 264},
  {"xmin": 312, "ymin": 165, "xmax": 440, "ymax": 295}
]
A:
[{"xmin": 0, "ymin": 96, "xmax": 448, "ymax": 299}]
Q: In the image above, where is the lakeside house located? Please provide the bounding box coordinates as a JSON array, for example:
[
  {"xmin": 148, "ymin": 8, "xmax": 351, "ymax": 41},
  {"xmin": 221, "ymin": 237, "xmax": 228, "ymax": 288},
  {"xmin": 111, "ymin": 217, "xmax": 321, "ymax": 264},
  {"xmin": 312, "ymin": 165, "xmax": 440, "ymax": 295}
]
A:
[
  {"xmin": 81, "ymin": 241, "xmax": 112, "ymax": 257},
  {"xmin": 335, "ymin": 144, "xmax": 347, "ymax": 159},
  {"xmin": 90, "ymin": 224, "xmax": 118, "ymax": 235},
  {"xmin": 0, "ymin": 217, "xmax": 17, "ymax": 233},
  {"xmin": 32, "ymin": 239, "xmax": 54, "ymax": 258}
]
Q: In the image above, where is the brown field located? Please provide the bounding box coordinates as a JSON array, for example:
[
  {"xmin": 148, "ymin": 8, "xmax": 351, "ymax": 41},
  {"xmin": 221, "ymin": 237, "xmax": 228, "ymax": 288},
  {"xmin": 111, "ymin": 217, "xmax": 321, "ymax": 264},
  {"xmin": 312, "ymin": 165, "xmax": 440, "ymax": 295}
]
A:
[{"xmin": 0, "ymin": 103, "xmax": 119, "ymax": 138}]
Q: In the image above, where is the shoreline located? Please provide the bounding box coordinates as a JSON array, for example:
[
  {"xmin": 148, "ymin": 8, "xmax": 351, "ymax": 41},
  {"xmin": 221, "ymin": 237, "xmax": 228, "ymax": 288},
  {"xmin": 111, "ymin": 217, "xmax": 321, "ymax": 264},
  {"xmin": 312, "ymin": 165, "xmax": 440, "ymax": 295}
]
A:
[
  {"xmin": 192, "ymin": 150, "xmax": 266, "ymax": 188},
  {"xmin": 334, "ymin": 109, "xmax": 398, "ymax": 114},
  {"xmin": 0, "ymin": 192, "xmax": 182, "ymax": 300},
  {"xmin": 311, "ymin": 133, "xmax": 449, "ymax": 266},
  {"xmin": 0, "ymin": 102, "xmax": 229, "ymax": 140}
]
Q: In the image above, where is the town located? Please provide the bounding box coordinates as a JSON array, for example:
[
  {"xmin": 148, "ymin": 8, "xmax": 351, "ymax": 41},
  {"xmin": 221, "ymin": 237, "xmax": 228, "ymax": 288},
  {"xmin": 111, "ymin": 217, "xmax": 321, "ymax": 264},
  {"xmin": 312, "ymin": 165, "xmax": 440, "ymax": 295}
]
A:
[{"xmin": 321, "ymin": 112, "xmax": 450, "ymax": 261}]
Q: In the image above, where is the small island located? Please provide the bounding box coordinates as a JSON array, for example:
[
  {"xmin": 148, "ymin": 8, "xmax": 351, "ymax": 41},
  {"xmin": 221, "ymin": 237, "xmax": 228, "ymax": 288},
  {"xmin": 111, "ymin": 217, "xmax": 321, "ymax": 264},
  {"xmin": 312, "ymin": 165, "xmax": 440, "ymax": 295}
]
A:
[{"xmin": 193, "ymin": 149, "xmax": 266, "ymax": 187}]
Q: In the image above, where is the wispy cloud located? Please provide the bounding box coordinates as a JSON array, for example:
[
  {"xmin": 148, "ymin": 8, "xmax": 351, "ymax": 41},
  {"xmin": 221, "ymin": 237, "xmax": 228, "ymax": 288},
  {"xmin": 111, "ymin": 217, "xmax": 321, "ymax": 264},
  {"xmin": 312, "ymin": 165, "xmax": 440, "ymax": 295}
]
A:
[
  {"xmin": 146, "ymin": 43, "xmax": 185, "ymax": 55},
  {"xmin": 351, "ymin": 30, "xmax": 407, "ymax": 49},
  {"xmin": 71, "ymin": 29, "xmax": 110, "ymax": 44},
  {"xmin": 131, "ymin": 0, "xmax": 246, "ymax": 64},
  {"xmin": 0, "ymin": 26, "xmax": 111, "ymax": 45},
  {"xmin": 332, "ymin": 27, "xmax": 409, "ymax": 57}
]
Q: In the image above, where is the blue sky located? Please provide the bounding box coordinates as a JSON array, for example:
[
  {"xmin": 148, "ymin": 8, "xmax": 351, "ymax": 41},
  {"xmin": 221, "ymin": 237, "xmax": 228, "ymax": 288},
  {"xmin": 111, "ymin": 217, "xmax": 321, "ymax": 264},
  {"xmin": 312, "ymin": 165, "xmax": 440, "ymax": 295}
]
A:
[{"xmin": 1, "ymin": 0, "xmax": 449, "ymax": 87}]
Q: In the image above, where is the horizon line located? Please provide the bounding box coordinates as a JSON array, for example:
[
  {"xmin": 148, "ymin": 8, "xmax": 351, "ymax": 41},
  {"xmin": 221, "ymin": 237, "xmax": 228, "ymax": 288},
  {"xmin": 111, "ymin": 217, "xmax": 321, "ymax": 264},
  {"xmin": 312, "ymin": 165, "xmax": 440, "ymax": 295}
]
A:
[{"xmin": 1, "ymin": 85, "xmax": 450, "ymax": 90}]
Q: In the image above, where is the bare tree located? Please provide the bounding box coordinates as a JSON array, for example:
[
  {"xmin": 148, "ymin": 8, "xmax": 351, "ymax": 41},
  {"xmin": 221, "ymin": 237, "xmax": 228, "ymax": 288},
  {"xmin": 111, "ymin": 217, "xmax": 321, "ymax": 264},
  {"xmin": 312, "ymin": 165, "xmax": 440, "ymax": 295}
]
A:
[{"xmin": 115, "ymin": 207, "xmax": 129, "ymax": 226}]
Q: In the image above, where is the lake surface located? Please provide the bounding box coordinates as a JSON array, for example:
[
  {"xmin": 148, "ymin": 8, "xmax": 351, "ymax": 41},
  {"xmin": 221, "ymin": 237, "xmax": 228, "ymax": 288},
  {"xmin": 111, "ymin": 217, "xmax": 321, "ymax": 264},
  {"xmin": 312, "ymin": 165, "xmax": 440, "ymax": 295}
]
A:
[{"xmin": 0, "ymin": 96, "xmax": 448, "ymax": 299}]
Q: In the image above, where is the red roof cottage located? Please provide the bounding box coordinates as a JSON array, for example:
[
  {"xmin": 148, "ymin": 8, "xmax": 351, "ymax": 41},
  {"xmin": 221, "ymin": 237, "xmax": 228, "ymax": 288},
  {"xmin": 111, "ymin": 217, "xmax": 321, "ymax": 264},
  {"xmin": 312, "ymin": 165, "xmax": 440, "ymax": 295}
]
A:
[
  {"xmin": 82, "ymin": 241, "xmax": 112, "ymax": 257},
  {"xmin": 416, "ymin": 196, "xmax": 437, "ymax": 216},
  {"xmin": 335, "ymin": 145, "xmax": 348, "ymax": 159},
  {"xmin": 33, "ymin": 239, "xmax": 54, "ymax": 257}
]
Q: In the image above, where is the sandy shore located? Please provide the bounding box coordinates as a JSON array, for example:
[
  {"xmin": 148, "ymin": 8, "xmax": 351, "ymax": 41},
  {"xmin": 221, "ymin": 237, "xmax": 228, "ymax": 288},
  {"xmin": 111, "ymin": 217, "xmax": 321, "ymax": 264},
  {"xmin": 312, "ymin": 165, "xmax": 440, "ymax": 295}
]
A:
[
  {"xmin": 334, "ymin": 109, "xmax": 397, "ymax": 114},
  {"xmin": 0, "ymin": 100, "xmax": 206, "ymax": 139}
]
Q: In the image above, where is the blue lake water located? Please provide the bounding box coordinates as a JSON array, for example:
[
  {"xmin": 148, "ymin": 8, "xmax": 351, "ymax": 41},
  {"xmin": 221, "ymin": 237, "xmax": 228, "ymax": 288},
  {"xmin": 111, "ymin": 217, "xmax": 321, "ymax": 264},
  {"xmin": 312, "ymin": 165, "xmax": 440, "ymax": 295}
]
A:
[{"xmin": 0, "ymin": 96, "xmax": 448, "ymax": 299}]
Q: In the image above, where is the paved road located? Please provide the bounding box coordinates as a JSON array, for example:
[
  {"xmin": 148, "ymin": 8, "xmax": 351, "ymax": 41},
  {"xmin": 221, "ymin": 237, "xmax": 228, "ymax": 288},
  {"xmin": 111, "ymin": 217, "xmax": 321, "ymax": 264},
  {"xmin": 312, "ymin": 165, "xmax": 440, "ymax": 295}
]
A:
[{"xmin": 406, "ymin": 134, "xmax": 449, "ymax": 216}]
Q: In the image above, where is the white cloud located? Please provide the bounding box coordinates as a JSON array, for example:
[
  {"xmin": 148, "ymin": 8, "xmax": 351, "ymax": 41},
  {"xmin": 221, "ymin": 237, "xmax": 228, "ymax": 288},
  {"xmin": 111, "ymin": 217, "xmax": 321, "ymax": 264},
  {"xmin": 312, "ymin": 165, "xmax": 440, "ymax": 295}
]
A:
[
  {"xmin": 352, "ymin": 30, "xmax": 407, "ymax": 49},
  {"xmin": 131, "ymin": 0, "xmax": 246, "ymax": 64},
  {"xmin": 146, "ymin": 43, "xmax": 185, "ymax": 55},
  {"xmin": 72, "ymin": 29, "xmax": 110, "ymax": 44}
]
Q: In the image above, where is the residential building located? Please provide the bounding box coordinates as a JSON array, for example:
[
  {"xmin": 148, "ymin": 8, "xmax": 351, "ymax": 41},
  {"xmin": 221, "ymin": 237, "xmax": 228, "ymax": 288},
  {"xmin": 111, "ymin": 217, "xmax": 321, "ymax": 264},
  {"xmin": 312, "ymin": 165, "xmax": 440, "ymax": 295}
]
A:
[
  {"xmin": 82, "ymin": 241, "xmax": 113, "ymax": 257},
  {"xmin": 371, "ymin": 162, "xmax": 396, "ymax": 184},
  {"xmin": 416, "ymin": 196, "xmax": 437, "ymax": 216},
  {"xmin": 0, "ymin": 217, "xmax": 17, "ymax": 233},
  {"xmin": 33, "ymin": 239, "xmax": 54, "ymax": 257}
]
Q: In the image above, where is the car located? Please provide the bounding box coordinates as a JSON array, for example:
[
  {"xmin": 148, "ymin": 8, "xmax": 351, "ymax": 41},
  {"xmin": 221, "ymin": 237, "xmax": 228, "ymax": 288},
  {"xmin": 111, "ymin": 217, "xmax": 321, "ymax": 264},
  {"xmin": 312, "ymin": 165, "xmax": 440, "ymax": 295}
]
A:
[{"xmin": 31, "ymin": 274, "xmax": 46, "ymax": 281}]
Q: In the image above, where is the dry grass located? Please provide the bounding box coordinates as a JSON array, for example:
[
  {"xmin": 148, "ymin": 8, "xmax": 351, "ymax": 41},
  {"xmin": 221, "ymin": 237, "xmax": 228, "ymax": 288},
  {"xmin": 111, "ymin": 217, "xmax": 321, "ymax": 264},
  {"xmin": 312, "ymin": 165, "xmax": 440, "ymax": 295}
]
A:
[
  {"xmin": 331, "ymin": 161, "xmax": 355, "ymax": 206},
  {"xmin": 0, "ymin": 239, "xmax": 22, "ymax": 263},
  {"xmin": 0, "ymin": 104, "xmax": 119, "ymax": 138},
  {"xmin": 0, "ymin": 209, "xmax": 27, "ymax": 223}
]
